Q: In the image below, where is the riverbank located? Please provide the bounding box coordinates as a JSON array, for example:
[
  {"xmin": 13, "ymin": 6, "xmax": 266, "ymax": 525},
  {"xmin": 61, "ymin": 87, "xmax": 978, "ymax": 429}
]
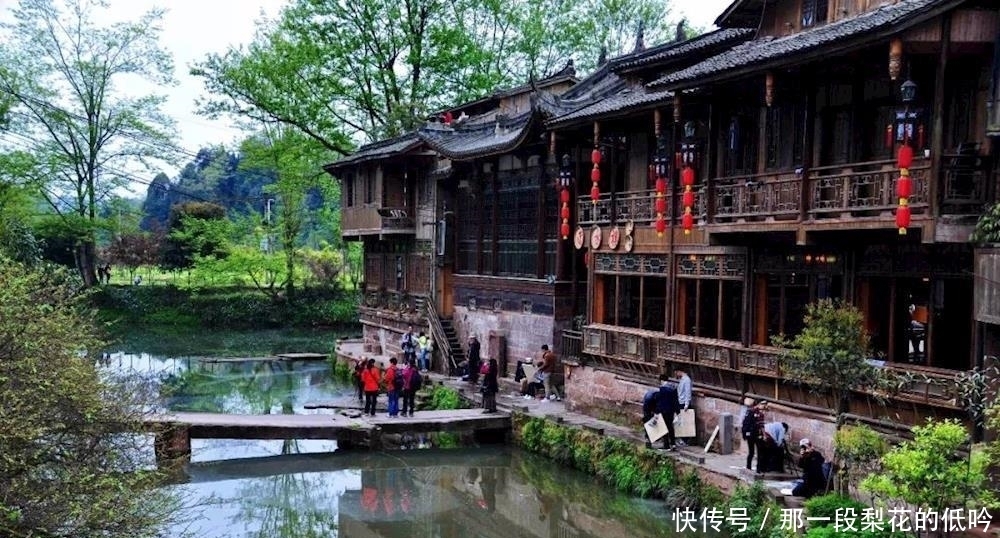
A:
[
  {"xmin": 332, "ymin": 340, "xmax": 796, "ymax": 504},
  {"xmin": 91, "ymin": 284, "xmax": 362, "ymax": 330}
]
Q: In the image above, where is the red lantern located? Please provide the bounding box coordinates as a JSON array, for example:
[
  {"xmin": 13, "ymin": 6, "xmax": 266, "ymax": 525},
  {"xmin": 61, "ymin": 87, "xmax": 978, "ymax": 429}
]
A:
[
  {"xmin": 590, "ymin": 185, "xmax": 600, "ymax": 202},
  {"xmin": 896, "ymin": 177, "xmax": 913, "ymax": 199},
  {"xmin": 897, "ymin": 145, "xmax": 913, "ymax": 169},
  {"xmin": 655, "ymin": 197, "xmax": 667, "ymax": 214},
  {"xmin": 591, "ymin": 148, "xmax": 602, "ymax": 165},
  {"xmin": 561, "ymin": 222, "xmax": 570, "ymax": 239},
  {"xmin": 681, "ymin": 167, "xmax": 695, "ymax": 187},
  {"xmin": 682, "ymin": 212, "xmax": 694, "ymax": 231},
  {"xmin": 655, "ymin": 178, "xmax": 667, "ymax": 193},
  {"xmin": 656, "ymin": 218, "xmax": 666, "ymax": 235},
  {"xmin": 682, "ymin": 190, "xmax": 695, "ymax": 208},
  {"xmin": 560, "ymin": 205, "xmax": 570, "ymax": 220},
  {"xmin": 560, "ymin": 189, "xmax": 570, "ymax": 204},
  {"xmin": 895, "ymin": 204, "xmax": 911, "ymax": 230},
  {"xmin": 590, "ymin": 167, "xmax": 600, "ymax": 182}
]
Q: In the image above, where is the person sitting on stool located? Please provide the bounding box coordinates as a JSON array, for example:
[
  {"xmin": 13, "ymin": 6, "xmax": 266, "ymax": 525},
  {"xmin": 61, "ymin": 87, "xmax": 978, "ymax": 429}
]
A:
[{"xmin": 791, "ymin": 439, "xmax": 827, "ymax": 498}]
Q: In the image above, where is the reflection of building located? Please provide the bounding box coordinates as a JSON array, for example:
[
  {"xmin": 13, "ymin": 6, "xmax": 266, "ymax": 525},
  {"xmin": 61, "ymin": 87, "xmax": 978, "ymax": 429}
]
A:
[{"xmin": 337, "ymin": 455, "xmax": 669, "ymax": 538}]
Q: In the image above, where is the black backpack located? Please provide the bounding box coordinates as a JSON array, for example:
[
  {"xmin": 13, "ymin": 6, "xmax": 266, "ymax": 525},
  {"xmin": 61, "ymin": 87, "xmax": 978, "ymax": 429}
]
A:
[
  {"xmin": 409, "ymin": 369, "xmax": 423, "ymax": 391},
  {"xmin": 394, "ymin": 368, "xmax": 404, "ymax": 389}
]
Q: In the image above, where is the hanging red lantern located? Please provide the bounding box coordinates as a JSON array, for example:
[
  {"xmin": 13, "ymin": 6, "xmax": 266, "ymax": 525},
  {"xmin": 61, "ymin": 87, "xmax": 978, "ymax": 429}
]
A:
[
  {"xmin": 896, "ymin": 176, "xmax": 913, "ymax": 199},
  {"xmin": 655, "ymin": 219, "xmax": 667, "ymax": 235},
  {"xmin": 655, "ymin": 197, "xmax": 667, "ymax": 214},
  {"xmin": 560, "ymin": 205, "xmax": 570, "ymax": 221},
  {"xmin": 682, "ymin": 190, "xmax": 695, "ymax": 208},
  {"xmin": 895, "ymin": 203, "xmax": 911, "ymax": 232},
  {"xmin": 682, "ymin": 211, "xmax": 694, "ymax": 232},
  {"xmin": 655, "ymin": 178, "xmax": 666, "ymax": 193},
  {"xmin": 897, "ymin": 145, "xmax": 913, "ymax": 169},
  {"xmin": 560, "ymin": 188, "xmax": 570, "ymax": 204},
  {"xmin": 681, "ymin": 167, "xmax": 695, "ymax": 187},
  {"xmin": 561, "ymin": 222, "xmax": 571, "ymax": 239},
  {"xmin": 591, "ymin": 146, "xmax": 601, "ymax": 205}
]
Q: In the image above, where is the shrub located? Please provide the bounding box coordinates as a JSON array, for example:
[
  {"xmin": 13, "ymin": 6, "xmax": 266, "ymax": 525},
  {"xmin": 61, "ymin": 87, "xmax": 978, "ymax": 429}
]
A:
[
  {"xmin": 723, "ymin": 482, "xmax": 792, "ymax": 538},
  {"xmin": 803, "ymin": 494, "xmax": 867, "ymax": 525},
  {"xmin": 834, "ymin": 425, "xmax": 887, "ymax": 493},
  {"xmin": 428, "ymin": 385, "xmax": 463, "ymax": 410}
]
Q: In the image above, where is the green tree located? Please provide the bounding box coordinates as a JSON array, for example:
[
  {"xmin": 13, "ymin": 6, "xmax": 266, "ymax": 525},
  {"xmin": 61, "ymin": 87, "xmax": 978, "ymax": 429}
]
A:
[
  {"xmin": 861, "ymin": 420, "xmax": 990, "ymax": 515},
  {"xmin": 775, "ymin": 299, "xmax": 874, "ymax": 418},
  {"xmin": 0, "ymin": 258, "xmax": 177, "ymax": 537},
  {"xmin": 239, "ymin": 128, "xmax": 332, "ymax": 300},
  {"xmin": 160, "ymin": 202, "xmax": 231, "ymax": 270},
  {"xmin": 192, "ymin": 0, "xmax": 680, "ymax": 146},
  {"xmin": 0, "ymin": 0, "xmax": 175, "ymax": 286}
]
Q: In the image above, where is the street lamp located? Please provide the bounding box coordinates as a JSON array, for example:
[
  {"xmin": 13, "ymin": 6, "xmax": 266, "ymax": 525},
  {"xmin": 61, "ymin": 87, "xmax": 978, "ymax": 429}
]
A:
[{"xmin": 900, "ymin": 78, "xmax": 918, "ymax": 104}]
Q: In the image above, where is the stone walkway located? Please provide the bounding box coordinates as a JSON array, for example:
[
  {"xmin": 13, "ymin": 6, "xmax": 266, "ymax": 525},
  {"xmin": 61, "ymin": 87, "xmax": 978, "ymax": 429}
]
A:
[{"xmin": 335, "ymin": 340, "xmax": 800, "ymax": 499}]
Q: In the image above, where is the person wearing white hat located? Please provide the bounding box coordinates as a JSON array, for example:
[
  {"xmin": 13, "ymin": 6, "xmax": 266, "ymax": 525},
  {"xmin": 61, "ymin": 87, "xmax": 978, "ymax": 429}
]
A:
[{"xmin": 791, "ymin": 438, "xmax": 827, "ymax": 498}]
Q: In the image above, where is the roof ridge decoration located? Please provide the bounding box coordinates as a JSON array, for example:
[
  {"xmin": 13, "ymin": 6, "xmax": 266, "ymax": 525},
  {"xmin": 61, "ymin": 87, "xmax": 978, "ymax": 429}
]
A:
[
  {"xmin": 650, "ymin": 0, "xmax": 961, "ymax": 89},
  {"xmin": 609, "ymin": 27, "xmax": 756, "ymax": 72}
]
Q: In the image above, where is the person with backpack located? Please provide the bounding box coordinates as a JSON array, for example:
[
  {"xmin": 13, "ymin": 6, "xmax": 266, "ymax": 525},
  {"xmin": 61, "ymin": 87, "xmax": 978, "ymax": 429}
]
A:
[
  {"xmin": 401, "ymin": 326, "xmax": 416, "ymax": 365},
  {"xmin": 385, "ymin": 357, "xmax": 401, "ymax": 417},
  {"xmin": 741, "ymin": 398, "xmax": 765, "ymax": 471},
  {"xmin": 400, "ymin": 360, "xmax": 422, "ymax": 417},
  {"xmin": 360, "ymin": 358, "xmax": 381, "ymax": 417}
]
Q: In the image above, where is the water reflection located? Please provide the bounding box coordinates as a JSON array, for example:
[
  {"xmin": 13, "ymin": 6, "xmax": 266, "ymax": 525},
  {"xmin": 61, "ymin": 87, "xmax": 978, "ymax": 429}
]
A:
[{"xmin": 173, "ymin": 448, "xmax": 675, "ymax": 538}]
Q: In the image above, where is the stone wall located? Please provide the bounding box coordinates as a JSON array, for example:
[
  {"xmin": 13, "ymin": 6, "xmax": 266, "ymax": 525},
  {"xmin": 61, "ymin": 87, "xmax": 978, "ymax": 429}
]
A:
[
  {"xmin": 565, "ymin": 364, "xmax": 838, "ymax": 456},
  {"xmin": 453, "ymin": 306, "xmax": 556, "ymax": 367}
]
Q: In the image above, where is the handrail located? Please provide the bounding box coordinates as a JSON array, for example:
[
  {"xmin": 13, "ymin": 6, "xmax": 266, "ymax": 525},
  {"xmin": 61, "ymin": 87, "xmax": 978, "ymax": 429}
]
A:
[{"xmin": 424, "ymin": 300, "xmax": 458, "ymax": 373}]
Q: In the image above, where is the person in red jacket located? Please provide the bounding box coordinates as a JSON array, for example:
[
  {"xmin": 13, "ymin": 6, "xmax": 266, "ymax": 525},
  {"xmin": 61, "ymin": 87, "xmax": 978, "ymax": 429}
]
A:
[
  {"xmin": 385, "ymin": 357, "xmax": 400, "ymax": 417},
  {"xmin": 361, "ymin": 358, "xmax": 381, "ymax": 416}
]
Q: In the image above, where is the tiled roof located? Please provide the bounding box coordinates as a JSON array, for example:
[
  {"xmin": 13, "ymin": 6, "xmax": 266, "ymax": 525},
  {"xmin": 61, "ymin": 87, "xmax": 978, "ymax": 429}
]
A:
[
  {"xmin": 610, "ymin": 28, "xmax": 755, "ymax": 71},
  {"xmin": 323, "ymin": 132, "xmax": 422, "ymax": 171},
  {"xmin": 546, "ymin": 85, "xmax": 672, "ymax": 127},
  {"xmin": 651, "ymin": 0, "xmax": 961, "ymax": 89},
  {"xmin": 416, "ymin": 111, "xmax": 535, "ymax": 160}
]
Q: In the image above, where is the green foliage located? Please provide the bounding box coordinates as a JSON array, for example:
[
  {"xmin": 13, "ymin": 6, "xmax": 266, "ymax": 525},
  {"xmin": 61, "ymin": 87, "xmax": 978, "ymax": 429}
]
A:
[
  {"xmin": 91, "ymin": 285, "xmax": 359, "ymax": 329},
  {"xmin": 513, "ymin": 415, "xmax": 688, "ymax": 499},
  {"xmin": 971, "ymin": 202, "xmax": 1000, "ymax": 244},
  {"xmin": 162, "ymin": 202, "xmax": 232, "ymax": 270},
  {"xmin": 428, "ymin": 385, "xmax": 464, "ymax": 410},
  {"xmin": 664, "ymin": 469, "xmax": 724, "ymax": 511},
  {"xmin": 803, "ymin": 494, "xmax": 867, "ymax": 525},
  {"xmin": 331, "ymin": 359, "xmax": 354, "ymax": 384},
  {"xmin": 431, "ymin": 432, "xmax": 460, "ymax": 448},
  {"xmin": 723, "ymin": 482, "xmax": 792, "ymax": 538},
  {"xmin": 834, "ymin": 425, "xmax": 888, "ymax": 493},
  {"xmin": 953, "ymin": 357, "xmax": 1000, "ymax": 427},
  {"xmin": 775, "ymin": 299, "xmax": 873, "ymax": 413},
  {"xmin": 861, "ymin": 420, "xmax": 989, "ymax": 512},
  {"xmin": 0, "ymin": 258, "xmax": 177, "ymax": 537},
  {"xmin": 0, "ymin": 0, "xmax": 175, "ymax": 286},
  {"xmin": 193, "ymin": 0, "xmax": 685, "ymax": 148}
]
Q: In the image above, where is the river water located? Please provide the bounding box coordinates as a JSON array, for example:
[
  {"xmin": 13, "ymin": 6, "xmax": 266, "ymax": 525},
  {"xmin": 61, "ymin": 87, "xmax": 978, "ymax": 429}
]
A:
[{"xmin": 107, "ymin": 330, "xmax": 677, "ymax": 538}]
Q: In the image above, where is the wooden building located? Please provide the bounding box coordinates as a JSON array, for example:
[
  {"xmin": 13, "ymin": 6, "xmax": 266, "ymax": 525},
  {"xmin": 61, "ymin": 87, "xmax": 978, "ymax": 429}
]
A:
[{"xmin": 549, "ymin": 0, "xmax": 999, "ymax": 438}]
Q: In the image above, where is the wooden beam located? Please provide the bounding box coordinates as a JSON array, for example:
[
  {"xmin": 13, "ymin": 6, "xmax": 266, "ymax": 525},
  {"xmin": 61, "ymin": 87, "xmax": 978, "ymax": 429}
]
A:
[
  {"xmin": 491, "ymin": 158, "xmax": 499, "ymax": 275},
  {"xmin": 929, "ymin": 13, "xmax": 952, "ymax": 219}
]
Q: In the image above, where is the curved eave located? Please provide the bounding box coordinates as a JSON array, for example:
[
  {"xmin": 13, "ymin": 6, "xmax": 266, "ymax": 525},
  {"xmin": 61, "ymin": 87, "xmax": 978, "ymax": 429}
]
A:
[{"xmin": 652, "ymin": 0, "xmax": 964, "ymax": 92}]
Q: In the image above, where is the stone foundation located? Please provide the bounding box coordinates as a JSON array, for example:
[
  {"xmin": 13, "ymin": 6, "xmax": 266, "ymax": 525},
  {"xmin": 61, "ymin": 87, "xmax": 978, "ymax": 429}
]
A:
[{"xmin": 564, "ymin": 364, "xmax": 838, "ymax": 456}]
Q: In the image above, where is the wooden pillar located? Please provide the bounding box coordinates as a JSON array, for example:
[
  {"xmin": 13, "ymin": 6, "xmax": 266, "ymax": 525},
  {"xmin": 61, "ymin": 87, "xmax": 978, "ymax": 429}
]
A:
[
  {"xmin": 800, "ymin": 73, "xmax": 817, "ymax": 226},
  {"xmin": 929, "ymin": 14, "xmax": 952, "ymax": 219},
  {"xmin": 887, "ymin": 279, "xmax": 897, "ymax": 362},
  {"xmin": 491, "ymin": 158, "xmax": 500, "ymax": 275},
  {"xmin": 706, "ymin": 103, "xmax": 717, "ymax": 223},
  {"xmin": 475, "ymin": 165, "xmax": 484, "ymax": 274},
  {"xmin": 542, "ymin": 137, "xmax": 554, "ymax": 280}
]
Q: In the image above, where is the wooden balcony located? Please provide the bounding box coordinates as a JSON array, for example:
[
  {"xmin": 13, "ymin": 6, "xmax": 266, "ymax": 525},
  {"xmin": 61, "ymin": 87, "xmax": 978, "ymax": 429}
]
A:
[
  {"xmin": 573, "ymin": 157, "xmax": 990, "ymax": 232},
  {"xmin": 576, "ymin": 324, "xmax": 963, "ymax": 415},
  {"xmin": 713, "ymin": 173, "xmax": 801, "ymax": 222},
  {"xmin": 342, "ymin": 205, "xmax": 416, "ymax": 237},
  {"xmin": 808, "ymin": 159, "xmax": 930, "ymax": 219}
]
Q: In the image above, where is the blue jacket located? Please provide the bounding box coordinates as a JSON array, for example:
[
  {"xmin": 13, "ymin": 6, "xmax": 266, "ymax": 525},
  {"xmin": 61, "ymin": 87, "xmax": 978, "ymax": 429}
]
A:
[{"xmin": 656, "ymin": 384, "xmax": 680, "ymax": 416}]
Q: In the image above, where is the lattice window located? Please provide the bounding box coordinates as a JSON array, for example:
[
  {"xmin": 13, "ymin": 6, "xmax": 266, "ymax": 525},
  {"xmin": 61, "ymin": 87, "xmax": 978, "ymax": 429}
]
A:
[
  {"xmin": 456, "ymin": 185, "xmax": 480, "ymax": 273},
  {"xmin": 365, "ymin": 253, "xmax": 382, "ymax": 289},
  {"xmin": 344, "ymin": 172, "xmax": 355, "ymax": 207},
  {"xmin": 495, "ymin": 168, "xmax": 540, "ymax": 277}
]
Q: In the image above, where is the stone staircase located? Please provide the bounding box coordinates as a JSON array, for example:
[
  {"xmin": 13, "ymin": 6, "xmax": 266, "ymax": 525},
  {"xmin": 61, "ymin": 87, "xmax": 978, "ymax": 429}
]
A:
[{"xmin": 439, "ymin": 317, "xmax": 465, "ymax": 372}]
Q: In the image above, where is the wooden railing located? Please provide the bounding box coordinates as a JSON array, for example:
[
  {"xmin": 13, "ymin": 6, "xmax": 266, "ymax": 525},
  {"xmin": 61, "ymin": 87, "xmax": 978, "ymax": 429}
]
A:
[
  {"xmin": 424, "ymin": 300, "xmax": 458, "ymax": 374},
  {"xmin": 808, "ymin": 159, "xmax": 930, "ymax": 218},
  {"xmin": 342, "ymin": 205, "xmax": 415, "ymax": 235},
  {"xmin": 577, "ymin": 324, "xmax": 963, "ymax": 412},
  {"xmin": 712, "ymin": 173, "xmax": 801, "ymax": 222},
  {"xmin": 576, "ymin": 189, "xmax": 706, "ymax": 227},
  {"xmin": 561, "ymin": 330, "xmax": 582, "ymax": 363}
]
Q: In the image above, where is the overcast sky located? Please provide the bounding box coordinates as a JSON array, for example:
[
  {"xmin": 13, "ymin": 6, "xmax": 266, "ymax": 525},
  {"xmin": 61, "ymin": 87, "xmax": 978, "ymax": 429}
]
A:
[{"xmin": 1, "ymin": 0, "xmax": 731, "ymax": 176}]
